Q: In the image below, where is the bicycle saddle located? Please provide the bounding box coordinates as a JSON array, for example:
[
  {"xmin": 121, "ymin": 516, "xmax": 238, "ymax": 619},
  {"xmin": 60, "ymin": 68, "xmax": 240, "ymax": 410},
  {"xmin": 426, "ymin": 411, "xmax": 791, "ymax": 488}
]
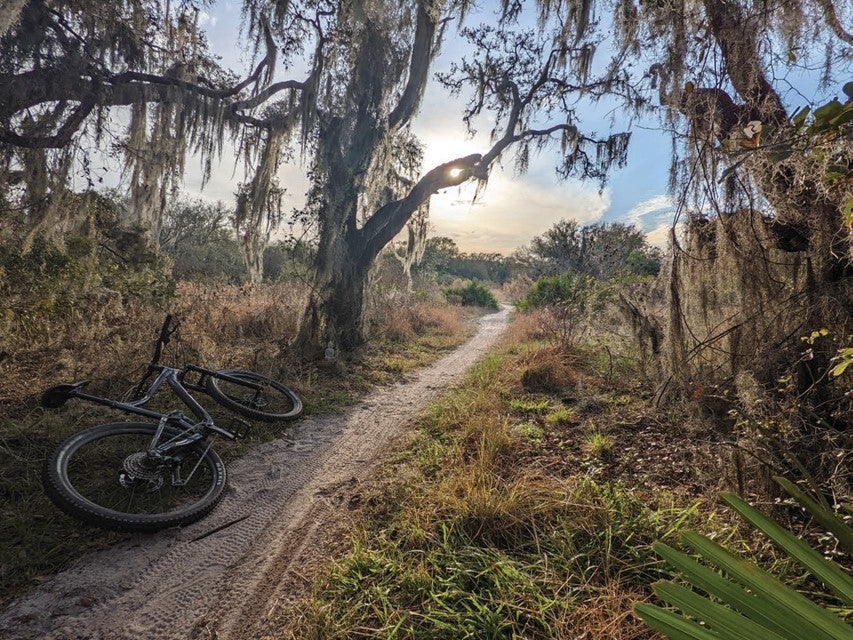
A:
[{"xmin": 40, "ymin": 381, "xmax": 91, "ymax": 408}]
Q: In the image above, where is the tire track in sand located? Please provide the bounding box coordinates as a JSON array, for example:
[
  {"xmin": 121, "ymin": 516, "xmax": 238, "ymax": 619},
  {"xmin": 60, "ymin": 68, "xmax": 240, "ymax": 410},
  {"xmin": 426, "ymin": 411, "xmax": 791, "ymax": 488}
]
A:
[{"xmin": 0, "ymin": 307, "xmax": 509, "ymax": 640}]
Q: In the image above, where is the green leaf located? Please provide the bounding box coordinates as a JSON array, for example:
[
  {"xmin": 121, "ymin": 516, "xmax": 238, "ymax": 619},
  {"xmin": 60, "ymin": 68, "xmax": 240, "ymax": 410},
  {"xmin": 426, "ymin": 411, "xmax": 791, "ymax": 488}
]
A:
[
  {"xmin": 843, "ymin": 199, "xmax": 853, "ymax": 228},
  {"xmin": 653, "ymin": 542, "xmax": 808, "ymax": 640},
  {"xmin": 830, "ymin": 103, "xmax": 853, "ymax": 126},
  {"xmin": 721, "ymin": 493, "xmax": 853, "ymax": 604},
  {"xmin": 682, "ymin": 532, "xmax": 853, "ymax": 640},
  {"xmin": 768, "ymin": 150, "xmax": 793, "ymax": 163},
  {"xmin": 719, "ymin": 159, "xmax": 746, "ymax": 184},
  {"xmin": 775, "ymin": 477, "xmax": 853, "ymax": 555},
  {"xmin": 634, "ymin": 603, "xmax": 723, "ymax": 640},
  {"xmin": 654, "ymin": 581, "xmax": 788, "ymax": 640},
  {"xmin": 813, "ymin": 100, "xmax": 844, "ymax": 124},
  {"xmin": 831, "ymin": 361, "xmax": 851, "ymax": 378},
  {"xmin": 843, "ymin": 82, "xmax": 853, "ymax": 102},
  {"xmin": 792, "ymin": 106, "xmax": 811, "ymax": 128}
]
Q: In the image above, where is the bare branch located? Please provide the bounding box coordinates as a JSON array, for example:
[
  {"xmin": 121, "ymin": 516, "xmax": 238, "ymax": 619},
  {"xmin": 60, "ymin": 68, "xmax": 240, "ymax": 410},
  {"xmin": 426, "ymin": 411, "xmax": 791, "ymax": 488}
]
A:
[
  {"xmin": 228, "ymin": 79, "xmax": 307, "ymax": 113},
  {"xmin": 0, "ymin": 97, "xmax": 95, "ymax": 148}
]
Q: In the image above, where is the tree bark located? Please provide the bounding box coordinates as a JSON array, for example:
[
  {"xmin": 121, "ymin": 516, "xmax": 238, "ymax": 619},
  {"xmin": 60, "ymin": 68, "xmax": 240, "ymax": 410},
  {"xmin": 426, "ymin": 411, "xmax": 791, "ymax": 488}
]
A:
[
  {"xmin": 295, "ymin": 153, "xmax": 484, "ymax": 357},
  {"xmin": 696, "ymin": 0, "xmax": 846, "ymax": 281},
  {"xmin": 0, "ymin": 0, "xmax": 26, "ymax": 38}
]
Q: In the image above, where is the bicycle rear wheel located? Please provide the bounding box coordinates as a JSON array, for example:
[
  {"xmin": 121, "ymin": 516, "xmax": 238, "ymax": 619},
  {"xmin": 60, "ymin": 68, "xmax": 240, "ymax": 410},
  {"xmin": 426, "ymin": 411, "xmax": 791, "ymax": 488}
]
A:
[
  {"xmin": 205, "ymin": 370, "xmax": 303, "ymax": 422},
  {"xmin": 43, "ymin": 422, "xmax": 226, "ymax": 532}
]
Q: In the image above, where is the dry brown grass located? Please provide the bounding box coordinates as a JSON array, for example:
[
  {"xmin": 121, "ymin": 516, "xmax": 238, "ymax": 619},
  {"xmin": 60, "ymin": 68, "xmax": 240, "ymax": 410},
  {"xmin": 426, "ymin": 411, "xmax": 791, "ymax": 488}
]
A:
[
  {"xmin": 520, "ymin": 344, "xmax": 579, "ymax": 393},
  {"xmin": 498, "ymin": 275, "xmax": 534, "ymax": 305},
  {"xmin": 372, "ymin": 300, "xmax": 465, "ymax": 344},
  {"xmin": 0, "ymin": 280, "xmax": 311, "ymax": 410},
  {"xmin": 555, "ymin": 582, "xmax": 660, "ymax": 640},
  {"xmin": 500, "ymin": 307, "xmax": 552, "ymax": 344}
]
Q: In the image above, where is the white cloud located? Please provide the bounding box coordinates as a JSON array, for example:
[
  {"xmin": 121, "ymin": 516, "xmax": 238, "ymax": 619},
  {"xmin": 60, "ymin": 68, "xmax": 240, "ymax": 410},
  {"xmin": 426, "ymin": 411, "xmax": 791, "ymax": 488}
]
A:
[
  {"xmin": 197, "ymin": 11, "xmax": 218, "ymax": 28},
  {"xmin": 623, "ymin": 194, "xmax": 677, "ymax": 247},
  {"xmin": 429, "ymin": 167, "xmax": 610, "ymax": 253},
  {"xmin": 625, "ymin": 195, "xmax": 673, "ymax": 222},
  {"xmin": 644, "ymin": 222, "xmax": 673, "ymax": 247}
]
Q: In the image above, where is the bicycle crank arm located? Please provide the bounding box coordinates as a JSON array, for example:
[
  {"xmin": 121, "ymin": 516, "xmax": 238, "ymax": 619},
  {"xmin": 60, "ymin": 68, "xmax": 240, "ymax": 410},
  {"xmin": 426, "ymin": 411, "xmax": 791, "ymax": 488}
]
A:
[{"xmin": 207, "ymin": 423, "xmax": 241, "ymax": 441}]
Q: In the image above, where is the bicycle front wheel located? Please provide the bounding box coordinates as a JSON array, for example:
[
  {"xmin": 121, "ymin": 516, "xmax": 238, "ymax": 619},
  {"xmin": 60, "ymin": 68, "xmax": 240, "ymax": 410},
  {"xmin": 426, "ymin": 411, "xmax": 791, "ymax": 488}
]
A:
[
  {"xmin": 205, "ymin": 370, "xmax": 303, "ymax": 422},
  {"xmin": 43, "ymin": 422, "xmax": 227, "ymax": 532}
]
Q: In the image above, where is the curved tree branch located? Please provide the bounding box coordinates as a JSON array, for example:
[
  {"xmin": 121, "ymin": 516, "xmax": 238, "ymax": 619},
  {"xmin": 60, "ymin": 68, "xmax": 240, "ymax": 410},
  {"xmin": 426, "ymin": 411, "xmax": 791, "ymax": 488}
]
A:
[
  {"xmin": 388, "ymin": 1, "xmax": 438, "ymax": 130},
  {"xmin": 227, "ymin": 79, "xmax": 307, "ymax": 112},
  {"xmin": 0, "ymin": 54, "xmax": 314, "ymax": 146},
  {"xmin": 813, "ymin": 0, "xmax": 853, "ymax": 44},
  {"xmin": 702, "ymin": 0, "xmax": 786, "ymax": 124},
  {"xmin": 0, "ymin": 97, "xmax": 95, "ymax": 148},
  {"xmin": 357, "ymin": 153, "xmax": 483, "ymax": 261}
]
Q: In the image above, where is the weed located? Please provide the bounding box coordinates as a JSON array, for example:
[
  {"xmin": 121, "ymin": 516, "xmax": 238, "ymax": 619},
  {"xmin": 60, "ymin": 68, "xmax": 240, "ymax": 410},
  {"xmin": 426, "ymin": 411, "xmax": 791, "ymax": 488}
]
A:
[
  {"xmin": 513, "ymin": 421, "xmax": 545, "ymax": 442},
  {"xmin": 544, "ymin": 407, "xmax": 576, "ymax": 426},
  {"xmin": 582, "ymin": 430, "xmax": 616, "ymax": 458},
  {"xmin": 509, "ymin": 398, "xmax": 551, "ymax": 414},
  {"xmin": 610, "ymin": 394, "xmax": 635, "ymax": 406}
]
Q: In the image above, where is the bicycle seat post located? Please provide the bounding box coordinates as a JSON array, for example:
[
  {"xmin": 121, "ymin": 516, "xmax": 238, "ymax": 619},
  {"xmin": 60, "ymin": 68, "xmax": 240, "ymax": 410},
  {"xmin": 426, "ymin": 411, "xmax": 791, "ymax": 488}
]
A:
[{"xmin": 131, "ymin": 315, "xmax": 177, "ymax": 401}]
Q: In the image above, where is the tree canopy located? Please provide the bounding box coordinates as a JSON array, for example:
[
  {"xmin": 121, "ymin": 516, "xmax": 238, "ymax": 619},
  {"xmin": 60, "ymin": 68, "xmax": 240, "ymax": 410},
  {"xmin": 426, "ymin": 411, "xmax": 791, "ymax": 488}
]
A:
[
  {"xmin": 2, "ymin": 0, "xmax": 850, "ymax": 358},
  {"xmin": 522, "ymin": 220, "xmax": 662, "ymax": 279}
]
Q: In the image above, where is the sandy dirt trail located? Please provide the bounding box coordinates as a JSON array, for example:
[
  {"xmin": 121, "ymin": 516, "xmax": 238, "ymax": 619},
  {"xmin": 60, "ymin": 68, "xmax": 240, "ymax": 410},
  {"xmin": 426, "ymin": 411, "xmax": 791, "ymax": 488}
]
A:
[{"xmin": 0, "ymin": 308, "xmax": 509, "ymax": 640}]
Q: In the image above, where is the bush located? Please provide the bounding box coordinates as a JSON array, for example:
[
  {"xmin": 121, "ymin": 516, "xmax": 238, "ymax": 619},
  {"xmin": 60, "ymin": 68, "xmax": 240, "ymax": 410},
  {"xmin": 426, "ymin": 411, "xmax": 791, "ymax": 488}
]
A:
[
  {"xmin": 515, "ymin": 273, "xmax": 609, "ymax": 345},
  {"xmin": 520, "ymin": 347, "xmax": 578, "ymax": 393},
  {"xmin": 516, "ymin": 272, "xmax": 603, "ymax": 311},
  {"xmin": 443, "ymin": 281, "xmax": 499, "ymax": 309}
]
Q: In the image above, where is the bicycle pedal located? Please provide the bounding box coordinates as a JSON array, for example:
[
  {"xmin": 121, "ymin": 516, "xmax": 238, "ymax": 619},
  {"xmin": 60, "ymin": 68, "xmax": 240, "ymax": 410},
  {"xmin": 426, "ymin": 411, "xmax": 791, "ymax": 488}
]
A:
[{"xmin": 229, "ymin": 417, "xmax": 252, "ymax": 439}]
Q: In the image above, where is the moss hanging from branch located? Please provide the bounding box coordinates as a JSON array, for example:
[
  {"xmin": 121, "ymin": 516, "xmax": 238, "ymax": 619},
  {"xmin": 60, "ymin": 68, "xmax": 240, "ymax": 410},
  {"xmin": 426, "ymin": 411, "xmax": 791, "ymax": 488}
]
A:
[{"xmin": 235, "ymin": 129, "xmax": 286, "ymax": 282}]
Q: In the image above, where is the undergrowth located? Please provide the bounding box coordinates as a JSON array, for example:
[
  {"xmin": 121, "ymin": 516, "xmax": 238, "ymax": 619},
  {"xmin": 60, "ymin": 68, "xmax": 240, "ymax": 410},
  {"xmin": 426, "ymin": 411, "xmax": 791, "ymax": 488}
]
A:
[
  {"xmin": 279, "ymin": 324, "xmax": 728, "ymax": 639},
  {"xmin": 0, "ymin": 281, "xmax": 474, "ymax": 604}
]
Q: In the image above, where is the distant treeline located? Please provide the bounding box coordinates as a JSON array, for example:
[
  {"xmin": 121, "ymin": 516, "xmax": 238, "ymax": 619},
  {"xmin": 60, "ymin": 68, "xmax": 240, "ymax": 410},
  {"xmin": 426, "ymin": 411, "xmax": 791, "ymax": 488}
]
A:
[{"xmin": 412, "ymin": 220, "xmax": 662, "ymax": 285}]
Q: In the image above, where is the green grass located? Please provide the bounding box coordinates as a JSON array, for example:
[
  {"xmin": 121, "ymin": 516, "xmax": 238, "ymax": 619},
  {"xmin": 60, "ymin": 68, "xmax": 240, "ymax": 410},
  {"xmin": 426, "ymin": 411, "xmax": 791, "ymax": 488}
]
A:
[
  {"xmin": 282, "ymin": 344, "xmax": 715, "ymax": 639},
  {"xmin": 513, "ymin": 421, "xmax": 545, "ymax": 442},
  {"xmin": 544, "ymin": 406, "xmax": 576, "ymax": 426},
  {"xmin": 508, "ymin": 397, "xmax": 551, "ymax": 414},
  {"xmin": 582, "ymin": 430, "xmax": 617, "ymax": 458}
]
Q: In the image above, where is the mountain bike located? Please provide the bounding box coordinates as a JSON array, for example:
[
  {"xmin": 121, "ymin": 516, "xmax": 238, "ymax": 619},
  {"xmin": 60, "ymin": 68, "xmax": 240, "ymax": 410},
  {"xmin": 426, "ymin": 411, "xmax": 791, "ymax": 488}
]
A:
[{"xmin": 40, "ymin": 314, "xmax": 303, "ymax": 532}]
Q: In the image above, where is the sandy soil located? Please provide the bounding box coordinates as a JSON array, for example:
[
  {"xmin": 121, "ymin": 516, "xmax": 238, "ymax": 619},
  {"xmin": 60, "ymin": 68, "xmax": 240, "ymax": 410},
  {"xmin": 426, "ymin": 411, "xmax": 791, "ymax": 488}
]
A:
[{"xmin": 0, "ymin": 307, "xmax": 509, "ymax": 640}]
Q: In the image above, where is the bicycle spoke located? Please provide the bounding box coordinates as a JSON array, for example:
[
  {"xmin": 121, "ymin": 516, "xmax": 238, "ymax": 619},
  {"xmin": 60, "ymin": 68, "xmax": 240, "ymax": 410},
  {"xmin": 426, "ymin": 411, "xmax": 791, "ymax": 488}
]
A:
[{"xmin": 62, "ymin": 430, "xmax": 217, "ymax": 518}]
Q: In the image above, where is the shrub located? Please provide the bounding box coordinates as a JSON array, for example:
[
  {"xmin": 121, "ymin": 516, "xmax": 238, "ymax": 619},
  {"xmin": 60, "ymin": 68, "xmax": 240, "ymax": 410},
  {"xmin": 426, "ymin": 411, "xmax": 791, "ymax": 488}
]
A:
[
  {"xmin": 516, "ymin": 272, "xmax": 602, "ymax": 311},
  {"xmin": 443, "ymin": 280, "xmax": 499, "ymax": 309},
  {"xmin": 515, "ymin": 273, "xmax": 609, "ymax": 345}
]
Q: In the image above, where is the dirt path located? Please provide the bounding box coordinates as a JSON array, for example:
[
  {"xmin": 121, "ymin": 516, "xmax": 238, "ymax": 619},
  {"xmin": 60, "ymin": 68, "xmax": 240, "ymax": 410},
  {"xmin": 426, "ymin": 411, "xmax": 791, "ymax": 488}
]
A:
[{"xmin": 0, "ymin": 308, "xmax": 509, "ymax": 640}]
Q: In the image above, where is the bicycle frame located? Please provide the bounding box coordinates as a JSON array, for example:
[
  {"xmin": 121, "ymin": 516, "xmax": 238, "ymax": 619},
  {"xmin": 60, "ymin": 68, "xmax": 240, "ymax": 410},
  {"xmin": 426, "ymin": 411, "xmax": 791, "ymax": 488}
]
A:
[
  {"xmin": 41, "ymin": 314, "xmax": 271, "ymax": 449},
  {"xmin": 69, "ymin": 364, "xmax": 242, "ymax": 442}
]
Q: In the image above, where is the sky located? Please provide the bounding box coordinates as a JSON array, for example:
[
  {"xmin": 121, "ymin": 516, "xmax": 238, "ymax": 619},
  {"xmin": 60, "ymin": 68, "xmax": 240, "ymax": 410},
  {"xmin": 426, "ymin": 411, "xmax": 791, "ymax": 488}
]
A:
[{"xmin": 178, "ymin": 3, "xmax": 686, "ymax": 254}]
